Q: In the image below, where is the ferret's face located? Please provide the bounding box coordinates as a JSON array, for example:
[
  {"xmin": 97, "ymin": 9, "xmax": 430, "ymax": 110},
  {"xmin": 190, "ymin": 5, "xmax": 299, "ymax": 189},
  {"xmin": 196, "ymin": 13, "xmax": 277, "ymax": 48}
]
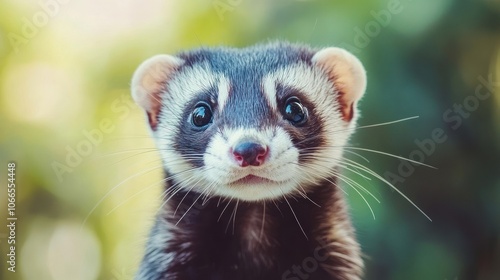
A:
[{"xmin": 131, "ymin": 43, "xmax": 366, "ymax": 201}]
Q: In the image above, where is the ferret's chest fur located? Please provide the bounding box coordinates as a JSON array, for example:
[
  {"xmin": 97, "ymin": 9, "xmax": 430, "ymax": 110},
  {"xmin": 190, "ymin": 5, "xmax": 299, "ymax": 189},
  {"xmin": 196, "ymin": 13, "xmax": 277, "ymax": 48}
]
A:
[{"xmin": 138, "ymin": 176, "xmax": 360, "ymax": 280}]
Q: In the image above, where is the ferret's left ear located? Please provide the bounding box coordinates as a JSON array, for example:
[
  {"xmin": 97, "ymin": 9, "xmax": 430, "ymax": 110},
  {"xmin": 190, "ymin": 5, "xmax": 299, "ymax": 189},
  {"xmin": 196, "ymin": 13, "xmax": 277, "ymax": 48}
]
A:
[
  {"xmin": 312, "ymin": 47, "xmax": 366, "ymax": 122},
  {"xmin": 131, "ymin": 55, "xmax": 184, "ymax": 130}
]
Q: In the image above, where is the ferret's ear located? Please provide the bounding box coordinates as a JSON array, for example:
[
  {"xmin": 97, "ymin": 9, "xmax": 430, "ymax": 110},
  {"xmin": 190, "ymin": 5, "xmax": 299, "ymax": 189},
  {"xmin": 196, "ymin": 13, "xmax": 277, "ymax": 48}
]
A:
[
  {"xmin": 131, "ymin": 55, "xmax": 184, "ymax": 130},
  {"xmin": 312, "ymin": 47, "xmax": 366, "ymax": 122}
]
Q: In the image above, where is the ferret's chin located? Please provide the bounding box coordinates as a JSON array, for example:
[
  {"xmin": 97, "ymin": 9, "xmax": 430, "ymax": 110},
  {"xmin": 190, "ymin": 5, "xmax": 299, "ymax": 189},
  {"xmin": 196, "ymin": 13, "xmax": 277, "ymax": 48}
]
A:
[{"xmin": 216, "ymin": 178, "xmax": 297, "ymax": 201}]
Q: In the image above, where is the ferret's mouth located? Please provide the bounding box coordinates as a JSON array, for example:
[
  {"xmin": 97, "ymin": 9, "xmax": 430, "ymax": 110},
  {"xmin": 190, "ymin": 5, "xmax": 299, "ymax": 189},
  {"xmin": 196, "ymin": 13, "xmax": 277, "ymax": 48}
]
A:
[
  {"xmin": 221, "ymin": 174, "xmax": 296, "ymax": 200},
  {"xmin": 229, "ymin": 175, "xmax": 277, "ymax": 185}
]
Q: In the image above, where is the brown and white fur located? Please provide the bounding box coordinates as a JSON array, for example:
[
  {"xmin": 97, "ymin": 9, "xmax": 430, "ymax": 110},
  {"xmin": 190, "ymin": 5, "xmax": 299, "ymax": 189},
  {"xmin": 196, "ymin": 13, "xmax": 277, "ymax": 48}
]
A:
[{"xmin": 131, "ymin": 42, "xmax": 367, "ymax": 280}]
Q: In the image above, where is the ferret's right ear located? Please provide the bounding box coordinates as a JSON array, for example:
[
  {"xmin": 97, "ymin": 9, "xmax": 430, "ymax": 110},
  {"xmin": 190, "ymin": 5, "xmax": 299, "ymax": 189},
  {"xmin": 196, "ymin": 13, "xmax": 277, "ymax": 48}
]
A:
[
  {"xmin": 131, "ymin": 55, "xmax": 184, "ymax": 130},
  {"xmin": 312, "ymin": 47, "xmax": 366, "ymax": 123}
]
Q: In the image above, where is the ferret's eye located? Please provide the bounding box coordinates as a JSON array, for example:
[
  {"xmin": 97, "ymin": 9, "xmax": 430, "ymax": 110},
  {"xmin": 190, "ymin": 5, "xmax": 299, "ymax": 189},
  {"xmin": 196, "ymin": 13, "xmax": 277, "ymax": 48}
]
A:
[
  {"xmin": 191, "ymin": 102, "xmax": 213, "ymax": 127},
  {"xmin": 283, "ymin": 97, "xmax": 307, "ymax": 125}
]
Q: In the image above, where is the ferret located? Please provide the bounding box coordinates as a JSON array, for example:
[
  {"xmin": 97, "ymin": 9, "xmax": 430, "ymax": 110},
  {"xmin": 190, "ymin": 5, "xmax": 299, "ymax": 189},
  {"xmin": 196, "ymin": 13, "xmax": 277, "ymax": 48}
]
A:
[{"xmin": 131, "ymin": 41, "xmax": 367, "ymax": 280}]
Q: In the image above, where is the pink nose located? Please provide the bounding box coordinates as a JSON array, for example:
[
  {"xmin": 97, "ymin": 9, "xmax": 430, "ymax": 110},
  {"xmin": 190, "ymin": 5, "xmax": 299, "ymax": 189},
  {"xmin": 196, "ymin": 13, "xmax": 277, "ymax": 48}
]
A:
[{"xmin": 232, "ymin": 142, "xmax": 268, "ymax": 167}]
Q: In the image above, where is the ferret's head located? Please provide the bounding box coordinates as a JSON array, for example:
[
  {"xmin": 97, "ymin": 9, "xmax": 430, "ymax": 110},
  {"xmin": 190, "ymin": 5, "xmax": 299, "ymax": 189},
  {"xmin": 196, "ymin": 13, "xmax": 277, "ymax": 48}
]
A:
[{"xmin": 131, "ymin": 42, "xmax": 366, "ymax": 201}]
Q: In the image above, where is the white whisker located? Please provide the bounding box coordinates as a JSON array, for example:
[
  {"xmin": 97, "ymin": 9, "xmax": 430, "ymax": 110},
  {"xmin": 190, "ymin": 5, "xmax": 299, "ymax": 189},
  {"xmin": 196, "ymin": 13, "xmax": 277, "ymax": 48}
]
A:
[
  {"xmin": 342, "ymin": 147, "xmax": 437, "ymax": 169},
  {"xmin": 280, "ymin": 186, "xmax": 308, "ymax": 240},
  {"xmin": 81, "ymin": 164, "xmax": 163, "ymax": 231},
  {"xmin": 342, "ymin": 158, "xmax": 432, "ymax": 221}
]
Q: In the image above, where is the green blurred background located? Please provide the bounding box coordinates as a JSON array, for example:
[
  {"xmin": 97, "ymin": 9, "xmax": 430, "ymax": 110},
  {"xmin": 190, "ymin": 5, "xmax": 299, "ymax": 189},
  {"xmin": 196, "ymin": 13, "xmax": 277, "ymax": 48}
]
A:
[{"xmin": 0, "ymin": 0, "xmax": 499, "ymax": 279}]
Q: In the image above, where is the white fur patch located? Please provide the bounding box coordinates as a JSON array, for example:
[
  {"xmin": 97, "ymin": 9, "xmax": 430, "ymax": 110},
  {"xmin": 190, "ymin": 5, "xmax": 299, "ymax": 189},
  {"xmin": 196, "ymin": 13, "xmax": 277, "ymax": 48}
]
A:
[
  {"xmin": 217, "ymin": 76, "xmax": 231, "ymax": 112},
  {"xmin": 262, "ymin": 75, "xmax": 278, "ymax": 110}
]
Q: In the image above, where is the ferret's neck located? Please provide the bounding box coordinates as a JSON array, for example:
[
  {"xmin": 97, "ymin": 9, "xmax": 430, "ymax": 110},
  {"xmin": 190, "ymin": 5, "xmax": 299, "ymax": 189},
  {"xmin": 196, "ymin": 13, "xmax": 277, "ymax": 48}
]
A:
[
  {"xmin": 167, "ymin": 177, "xmax": 339, "ymax": 239},
  {"xmin": 159, "ymin": 176, "xmax": 362, "ymax": 280}
]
